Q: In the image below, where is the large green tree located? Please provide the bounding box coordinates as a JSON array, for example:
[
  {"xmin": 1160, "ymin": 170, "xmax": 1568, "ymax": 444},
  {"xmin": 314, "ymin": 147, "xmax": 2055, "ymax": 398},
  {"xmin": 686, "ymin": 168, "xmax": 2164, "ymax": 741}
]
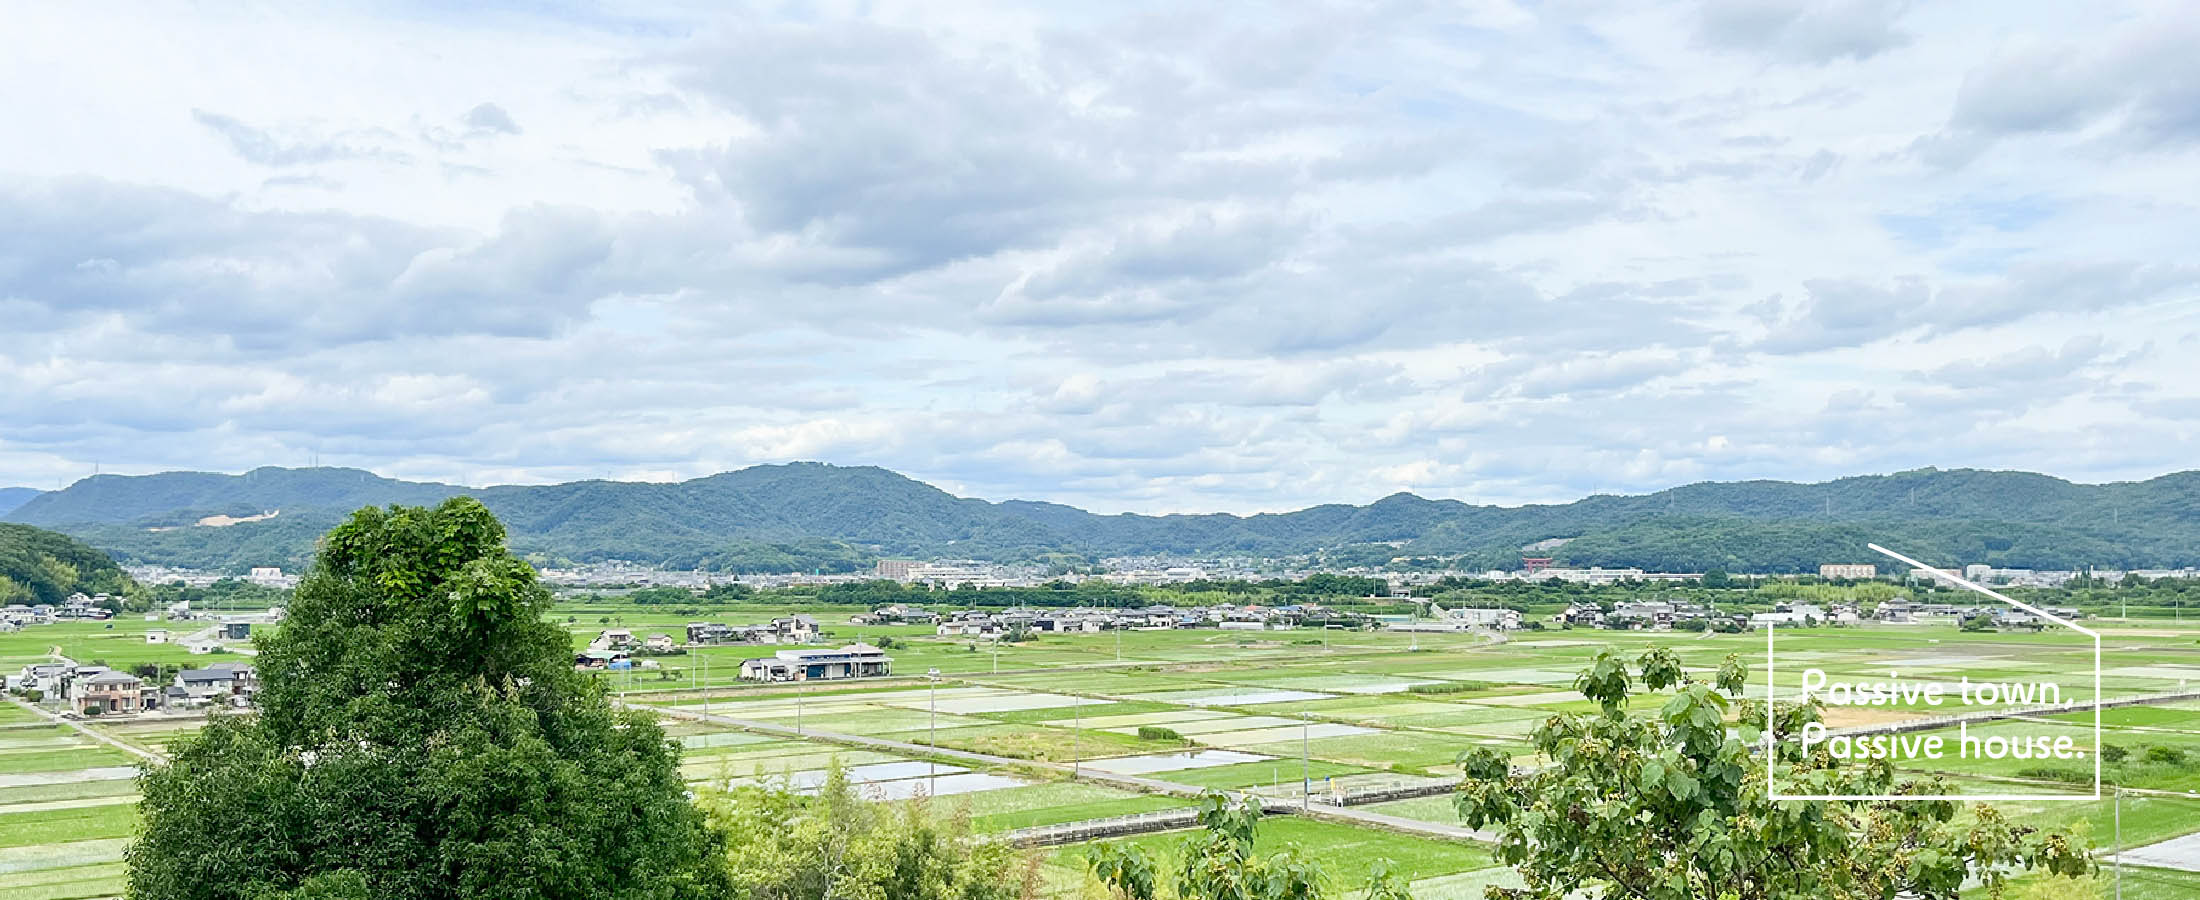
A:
[
  {"xmin": 1454, "ymin": 648, "xmax": 2091, "ymax": 900},
  {"xmin": 128, "ymin": 498, "xmax": 726, "ymax": 900}
]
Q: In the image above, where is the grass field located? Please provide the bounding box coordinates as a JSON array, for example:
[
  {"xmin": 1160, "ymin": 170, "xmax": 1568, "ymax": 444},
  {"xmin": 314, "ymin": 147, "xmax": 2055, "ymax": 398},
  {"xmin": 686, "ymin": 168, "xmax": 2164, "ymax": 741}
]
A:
[{"xmin": 7, "ymin": 603, "xmax": 2200, "ymax": 897}]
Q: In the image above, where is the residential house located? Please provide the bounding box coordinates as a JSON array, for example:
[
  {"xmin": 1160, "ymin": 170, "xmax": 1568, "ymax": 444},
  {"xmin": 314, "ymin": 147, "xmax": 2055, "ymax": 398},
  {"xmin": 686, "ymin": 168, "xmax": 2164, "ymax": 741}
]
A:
[
  {"xmin": 1610, "ymin": 601, "xmax": 1677, "ymax": 630},
  {"xmin": 872, "ymin": 604, "xmax": 938, "ymax": 624},
  {"xmin": 71, "ymin": 669, "xmax": 153, "ymax": 715},
  {"xmin": 739, "ymin": 644, "xmax": 892, "ymax": 683},
  {"xmin": 175, "ymin": 663, "xmax": 257, "ymax": 705},
  {"xmin": 574, "ymin": 649, "xmax": 632, "ymax": 670},
  {"xmin": 14, "ymin": 662, "xmax": 72, "ymax": 697},
  {"xmin": 687, "ymin": 622, "xmax": 737, "ymax": 645},
  {"xmin": 770, "ymin": 615, "xmax": 820, "ymax": 644}
]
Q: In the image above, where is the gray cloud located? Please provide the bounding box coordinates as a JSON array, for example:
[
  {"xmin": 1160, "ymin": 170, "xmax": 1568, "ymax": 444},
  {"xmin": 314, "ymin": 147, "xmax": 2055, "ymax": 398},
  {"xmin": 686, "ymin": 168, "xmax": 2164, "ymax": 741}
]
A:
[
  {"xmin": 1695, "ymin": 0, "xmax": 1913, "ymax": 64},
  {"xmin": 462, "ymin": 102, "xmax": 521, "ymax": 136},
  {"xmin": 1918, "ymin": 18, "xmax": 2200, "ymax": 164},
  {"xmin": 190, "ymin": 109, "xmax": 395, "ymax": 167}
]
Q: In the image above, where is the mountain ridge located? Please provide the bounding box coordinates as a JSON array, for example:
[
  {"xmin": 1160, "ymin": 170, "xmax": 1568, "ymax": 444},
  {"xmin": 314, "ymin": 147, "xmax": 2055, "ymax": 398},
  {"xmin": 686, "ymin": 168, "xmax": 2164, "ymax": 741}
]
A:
[
  {"xmin": 9, "ymin": 462, "xmax": 2199, "ymax": 574},
  {"xmin": 0, "ymin": 487, "xmax": 40, "ymax": 518}
]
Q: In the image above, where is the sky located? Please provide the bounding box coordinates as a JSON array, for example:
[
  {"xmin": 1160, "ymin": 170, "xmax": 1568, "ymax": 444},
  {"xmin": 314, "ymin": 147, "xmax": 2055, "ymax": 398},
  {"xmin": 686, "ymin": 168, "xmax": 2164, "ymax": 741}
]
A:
[{"xmin": 3, "ymin": 0, "xmax": 2198, "ymax": 514}]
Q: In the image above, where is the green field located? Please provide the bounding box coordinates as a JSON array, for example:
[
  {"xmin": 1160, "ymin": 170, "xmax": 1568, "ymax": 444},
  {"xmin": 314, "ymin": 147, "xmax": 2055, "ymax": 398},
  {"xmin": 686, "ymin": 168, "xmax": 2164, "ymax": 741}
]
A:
[{"xmin": 7, "ymin": 604, "xmax": 2200, "ymax": 897}]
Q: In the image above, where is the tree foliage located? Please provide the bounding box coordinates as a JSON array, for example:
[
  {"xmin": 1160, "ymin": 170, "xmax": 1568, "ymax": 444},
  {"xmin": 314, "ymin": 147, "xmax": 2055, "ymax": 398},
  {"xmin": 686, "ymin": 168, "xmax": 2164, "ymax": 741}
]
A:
[
  {"xmin": 698, "ymin": 763, "xmax": 1027, "ymax": 900},
  {"xmin": 1454, "ymin": 647, "xmax": 2091, "ymax": 900},
  {"xmin": 1087, "ymin": 792, "xmax": 1350, "ymax": 900},
  {"xmin": 127, "ymin": 498, "xmax": 725, "ymax": 900},
  {"xmin": 0, "ymin": 521, "xmax": 131, "ymax": 605}
]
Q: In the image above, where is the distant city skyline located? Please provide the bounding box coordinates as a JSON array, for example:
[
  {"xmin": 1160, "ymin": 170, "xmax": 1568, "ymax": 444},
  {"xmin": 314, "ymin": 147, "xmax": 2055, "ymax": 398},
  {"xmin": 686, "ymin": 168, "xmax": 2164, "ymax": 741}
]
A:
[{"xmin": 4, "ymin": 2, "xmax": 2198, "ymax": 515}]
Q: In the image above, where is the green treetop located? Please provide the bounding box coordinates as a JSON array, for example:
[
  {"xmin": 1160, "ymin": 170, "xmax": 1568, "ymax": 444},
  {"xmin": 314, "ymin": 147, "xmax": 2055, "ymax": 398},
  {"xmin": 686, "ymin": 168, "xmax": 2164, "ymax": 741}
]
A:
[
  {"xmin": 128, "ymin": 498, "xmax": 726, "ymax": 900},
  {"xmin": 1454, "ymin": 647, "xmax": 2090, "ymax": 900}
]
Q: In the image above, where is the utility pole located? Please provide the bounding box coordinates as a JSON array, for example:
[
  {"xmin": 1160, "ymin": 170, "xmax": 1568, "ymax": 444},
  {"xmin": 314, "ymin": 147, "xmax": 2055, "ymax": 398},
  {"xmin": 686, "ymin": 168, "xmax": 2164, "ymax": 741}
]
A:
[
  {"xmin": 796, "ymin": 679, "xmax": 804, "ymax": 735},
  {"xmin": 2115, "ymin": 787, "xmax": 2123, "ymax": 900},
  {"xmin": 928, "ymin": 668, "xmax": 940, "ymax": 784},
  {"xmin": 1073, "ymin": 695, "xmax": 1082, "ymax": 778},
  {"xmin": 1301, "ymin": 713, "xmax": 1311, "ymax": 811}
]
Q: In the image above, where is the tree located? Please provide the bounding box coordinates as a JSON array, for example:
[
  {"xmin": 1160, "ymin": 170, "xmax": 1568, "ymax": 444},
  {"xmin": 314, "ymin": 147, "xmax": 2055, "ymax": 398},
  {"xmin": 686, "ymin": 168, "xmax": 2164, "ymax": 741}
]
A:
[
  {"xmin": 1086, "ymin": 792, "xmax": 1336, "ymax": 900},
  {"xmin": 699, "ymin": 763, "xmax": 1024, "ymax": 900},
  {"xmin": 128, "ymin": 498, "xmax": 726, "ymax": 900},
  {"xmin": 1454, "ymin": 647, "xmax": 2090, "ymax": 900}
]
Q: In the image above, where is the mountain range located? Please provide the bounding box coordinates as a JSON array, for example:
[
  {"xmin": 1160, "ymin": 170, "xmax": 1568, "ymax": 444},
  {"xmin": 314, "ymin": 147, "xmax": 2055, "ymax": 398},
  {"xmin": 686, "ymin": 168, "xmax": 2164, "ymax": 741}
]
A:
[
  {"xmin": 0, "ymin": 488, "xmax": 41, "ymax": 518},
  {"xmin": 7, "ymin": 463, "xmax": 2198, "ymax": 575}
]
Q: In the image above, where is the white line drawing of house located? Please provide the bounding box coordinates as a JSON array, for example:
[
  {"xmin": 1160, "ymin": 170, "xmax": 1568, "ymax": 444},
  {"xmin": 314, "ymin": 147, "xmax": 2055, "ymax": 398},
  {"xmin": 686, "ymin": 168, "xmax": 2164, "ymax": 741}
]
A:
[{"xmin": 1762, "ymin": 542, "xmax": 2100, "ymax": 802}]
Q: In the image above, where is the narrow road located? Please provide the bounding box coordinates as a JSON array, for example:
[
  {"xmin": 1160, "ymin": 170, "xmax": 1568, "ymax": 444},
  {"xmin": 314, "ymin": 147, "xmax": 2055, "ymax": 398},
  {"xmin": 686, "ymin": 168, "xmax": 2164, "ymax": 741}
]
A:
[
  {"xmin": 630, "ymin": 701, "xmax": 1497, "ymax": 843},
  {"xmin": 3, "ymin": 695, "xmax": 167, "ymax": 764}
]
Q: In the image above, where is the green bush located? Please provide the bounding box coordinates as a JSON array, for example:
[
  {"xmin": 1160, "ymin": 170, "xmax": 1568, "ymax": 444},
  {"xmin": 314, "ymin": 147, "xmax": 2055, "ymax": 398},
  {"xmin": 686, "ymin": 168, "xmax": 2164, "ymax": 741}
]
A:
[
  {"xmin": 1137, "ymin": 726, "xmax": 1184, "ymax": 742},
  {"xmin": 2014, "ymin": 767, "xmax": 2090, "ymax": 785},
  {"xmin": 2101, "ymin": 743, "xmax": 2129, "ymax": 763},
  {"xmin": 1409, "ymin": 681, "xmax": 1495, "ymax": 695},
  {"xmin": 2143, "ymin": 745, "xmax": 2186, "ymax": 764}
]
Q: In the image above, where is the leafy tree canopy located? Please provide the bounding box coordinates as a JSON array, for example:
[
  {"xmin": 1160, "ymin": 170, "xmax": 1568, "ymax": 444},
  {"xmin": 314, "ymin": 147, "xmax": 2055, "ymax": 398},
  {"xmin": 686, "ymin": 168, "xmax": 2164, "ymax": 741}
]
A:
[
  {"xmin": 699, "ymin": 762, "xmax": 1024, "ymax": 900},
  {"xmin": 127, "ymin": 498, "xmax": 725, "ymax": 900},
  {"xmin": 1454, "ymin": 647, "xmax": 2090, "ymax": 900},
  {"xmin": 0, "ymin": 521, "xmax": 131, "ymax": 605}
]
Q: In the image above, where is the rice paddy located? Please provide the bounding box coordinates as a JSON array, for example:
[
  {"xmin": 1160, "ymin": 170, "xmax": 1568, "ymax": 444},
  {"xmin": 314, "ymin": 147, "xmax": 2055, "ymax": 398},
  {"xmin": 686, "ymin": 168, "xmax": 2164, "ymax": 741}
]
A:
[{"xmin": 8, "ymin": 608, "xmax": 2200, "ymax": 897}]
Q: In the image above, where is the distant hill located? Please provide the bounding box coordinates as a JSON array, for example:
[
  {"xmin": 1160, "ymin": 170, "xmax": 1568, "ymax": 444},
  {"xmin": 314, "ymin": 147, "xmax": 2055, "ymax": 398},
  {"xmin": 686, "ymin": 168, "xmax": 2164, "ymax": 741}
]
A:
[
  {"xmin": 0, "ymin": 488, "xmax": 40, "ymax": 517},
  {"xmin": 0, "ymin": 522, "xmax": 130, "ymax": 605},
  {"xmin": 8, "ymin": 463, "xmax": 2199, "ymax": 574}
]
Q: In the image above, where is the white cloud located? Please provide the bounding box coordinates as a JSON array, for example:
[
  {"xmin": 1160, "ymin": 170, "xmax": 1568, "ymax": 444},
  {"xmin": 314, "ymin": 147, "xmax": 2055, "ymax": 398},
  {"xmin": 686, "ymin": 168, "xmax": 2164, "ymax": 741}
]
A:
[{"xmin": 0, "ymin": 0, "xmax": 2197, "ymax": 513}]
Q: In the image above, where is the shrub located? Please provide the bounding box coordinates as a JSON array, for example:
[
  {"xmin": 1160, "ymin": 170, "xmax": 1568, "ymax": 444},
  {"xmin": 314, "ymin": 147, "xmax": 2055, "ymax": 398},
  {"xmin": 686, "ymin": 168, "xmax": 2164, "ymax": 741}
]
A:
[
  {"xmin": 1137, "ymin": 726, "xmax": 1184, "ymax": 742},
  {"xmin": 2101, "ymin": 743, "xmax": 2129, "ymax": 763},
  {"xmin": 2015, "ymin": 767, "xmax": 2090, "ymax": 785},
  {"xmin": 2143, "ymin": 745, "xmax": 2186, "ymax": 765},
  {"xmin": 1409, "ymin": 681, "xmax": 1495, "ymax": 695}
]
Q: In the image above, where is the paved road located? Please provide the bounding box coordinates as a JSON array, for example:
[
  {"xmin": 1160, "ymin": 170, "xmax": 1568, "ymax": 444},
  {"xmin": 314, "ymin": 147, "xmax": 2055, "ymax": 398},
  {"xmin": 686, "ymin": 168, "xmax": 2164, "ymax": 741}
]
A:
[
  {"xmin": 631, "ymin": 700, "xmax": 1497, "ymax": 843},
  {"xmin": 2110, "ymin": 831, "xmax": 2200, "ymax": 874}
]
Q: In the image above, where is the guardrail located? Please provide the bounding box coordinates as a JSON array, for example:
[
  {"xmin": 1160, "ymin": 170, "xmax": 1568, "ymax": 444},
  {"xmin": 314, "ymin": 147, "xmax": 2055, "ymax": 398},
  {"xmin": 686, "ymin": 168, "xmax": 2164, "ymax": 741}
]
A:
[{"xmin": 999, "ymin": 808, "xmax": 1205, "ymax": 847}]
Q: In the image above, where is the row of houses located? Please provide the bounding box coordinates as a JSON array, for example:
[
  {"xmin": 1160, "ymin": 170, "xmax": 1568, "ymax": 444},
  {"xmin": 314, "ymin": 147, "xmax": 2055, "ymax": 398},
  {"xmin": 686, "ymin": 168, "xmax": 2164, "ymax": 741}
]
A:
[
  {"xmin": 8, "ymin": 659, "xmax": 257, "ymax": 715},
  {"xmin": 930, "ymin": 603, "xmax": 1356, "ymax": 638},
  {"xmin": 0, "ymin": 593, "xmax": 121, "ymax": 630},
  {"xmin": 684, "ymin": 616, "xmax": 821, "ymax": 646}
]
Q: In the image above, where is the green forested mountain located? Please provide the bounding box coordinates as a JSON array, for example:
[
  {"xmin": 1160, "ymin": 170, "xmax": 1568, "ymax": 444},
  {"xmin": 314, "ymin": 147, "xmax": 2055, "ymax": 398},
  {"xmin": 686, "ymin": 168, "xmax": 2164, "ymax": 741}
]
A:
[
  {"xmin": 7, "ymin": 463, "xmax": 2198, "ymax": 574},
  {"xmin": 0, "ymin": 522, "xmax": 131, "ymax": 604}
]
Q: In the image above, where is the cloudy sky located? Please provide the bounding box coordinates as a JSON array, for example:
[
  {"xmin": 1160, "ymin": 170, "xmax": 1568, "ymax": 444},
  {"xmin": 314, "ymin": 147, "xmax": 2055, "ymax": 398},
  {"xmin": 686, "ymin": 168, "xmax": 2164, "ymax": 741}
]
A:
[{"xmin": 3, "ymin": 1, "xmax": 2197, "ymax": 513}]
